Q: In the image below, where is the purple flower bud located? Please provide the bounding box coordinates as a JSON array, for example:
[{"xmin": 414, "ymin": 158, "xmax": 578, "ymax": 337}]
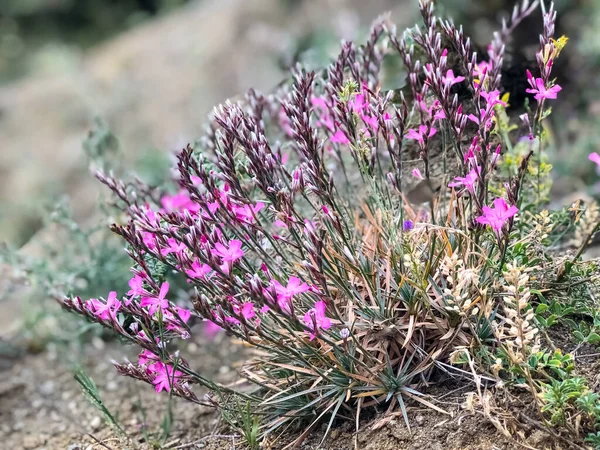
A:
[{"xmin": 403, "ymin": 220, "xmax": 414, "ymax": 232}]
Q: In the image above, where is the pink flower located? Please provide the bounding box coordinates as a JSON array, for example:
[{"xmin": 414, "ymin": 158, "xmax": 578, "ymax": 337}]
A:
[
  {"xmin": 186, "ymin": 260, "xmax": 212, "ymax": 279},
  {"xmin": 260, "ymin": 305, "xmax": 270, "ymax": 314},
  {"xmin": 232, "ymin": 202, "xmax": 265, "ymax": 224},
  {"xmin": 212, "ymin": 240, "xmax": 244, "ymax": 264},
  {"xmin": 525, "ymin": 71, "xmax": 562, "ymax": 101},
  {"xmin": 140, "ymin": 282, "xmax": 170, "ymax": 315},
  {"xmin": 176, "ymin": 307, "xmax": 192, "ymax": 323},
  {"xmin": 476, "ymin": 198, "xmax": 518, "ymax": 236},
  {"xmin": 361, "ymin": 114, "xmax": 378, "ymax": 130},
  {"xmin": 479, "ymin": 90, "xmax": 507, "ymax": 107},
  {"xmin": 406, "ymin": 125, "xmax": 436, "ymax": 144},
  {"xmin": 448, "ymin": 166, "xmax": 480, "ymax": 194},
  {"xmin": 161, "ymin": 191, "xmax": 200, "ymax": 214},
  {"xmin": 467, "ymin": 110, "xmax": 493, "ymax": 128},
  {"xmin": 412, "ymin": 168, "xmax": 424, "ymax": 180},
  {"xmin": 272, "ymin": 276, "xmax": 310, "ymax": 313},
  {"xmin": 160, "ymin": 238, "xmax": 187, "ymax": 257},
  {"xmin": 149, "ymin": 361, "xmax": 182, "ymax": 393},
  {"xmin": 204, "ymin": 320, "xmax": 222, "ymax": 337},
  {"xmin": 442, "ymin": 69, "xmax": 465, "ymax": 87},
  {"xmin": 86, "ymin": 291, "xmax": 121, "ymax": 320},
  {"xmin": 589, "ymin": 152, "xmax": 600, "ymax": 167},
  {"xmin": 303, "ymin": 301, "xmax": 332, "ymax": 340},
  {"xmin": 126, "ymin": 275, "xmax": 145, "ymax": 304},
  {"xmin": 239, "ymin": 302, "xmax": 256, "ymax": 321},
  {"xmin": 273, "ymin": 219, "xmax": 288, "ymax": 229},
  {"xmin": 142, "ymin": 232, "xmax": 157, "ymax": 250},
  {"xmin": 331, "ymin": 129, "xmax": 350, "ymax": 145},
  {"xmin": 138, "ymin": 349, "xmax": 158, "ymax": 366}
]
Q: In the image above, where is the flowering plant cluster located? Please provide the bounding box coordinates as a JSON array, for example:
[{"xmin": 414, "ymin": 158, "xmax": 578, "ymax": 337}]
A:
[{"xmin": 58, "ymin": 0, "xmax": 600, "ymax": 446}]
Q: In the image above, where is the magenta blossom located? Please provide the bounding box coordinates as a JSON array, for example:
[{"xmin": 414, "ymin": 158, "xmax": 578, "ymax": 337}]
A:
[
  {"xmin": 273, "ymin": 276, "xmax": 310, "ymax": 313},
  {"xmin": 232, "ymin": 202, "xmax": 265, "ymax": 224},
  {"xmin": 86, "ymin": 291, "xmax": 121, "ymax": 320},
  {"xmin": 448, "ymin": 166, "xmax": 480, "ymax": 194},
  {"xmin": 330, "ymin": 129, "xmax": 350, "ymax": 145},
  {"xmin": 476, "ymin": 198, "xmax": 519, "ymax": 236},
  {"xmin": 479, "ymin": 90, "xmax": 507, "ymax": 108},
  {"xmin": 406, "ymin": 125, "xmax": 436, "ymax": 144},
  {"xmin": 589, "ymin": 152, "xmax": 600, "ymax": 168},
  {"xmin": 160, "ymin": 238, "xmax": 187, "ymax": 257},
  {"xmin": 212, "ymin": 239, "xmax": 244, "ymax": 264},
  {"xmin": 149, "ymin": 361, "xmax": 183, "ymax": 393},
  {"xmin": 140, "ymin": 282, "xmax": 170, "ymax": 315},
  {"xmin": 412, "ymin": 168, "xmax": 424, "ymax": 180},
  {"xmin": 303, "ymin": 301, "xmax": 332, "ymax": 341},
  {"xmin": 525, "ymin": 71, "xmax": 562, "ymax": 101},
  {"xmin": 186, "ymin": 260, "xmax": 212, "ymax": 279},
  {"xmin": 442, "ymin": 69, "xmax": 465, "ymax": 87},
  {"xmin": 126, "ymin": 275, "xmax": 145, "ymax": 304},
  {"xmin": 138, "ymin": 349, "xmax": 159, "ymax": 366}
]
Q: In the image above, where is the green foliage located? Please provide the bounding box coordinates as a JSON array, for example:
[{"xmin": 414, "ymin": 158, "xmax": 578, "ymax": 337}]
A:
[{"xmin": 74, "ymin": 367, "xmax": 125, "ymax": 434}]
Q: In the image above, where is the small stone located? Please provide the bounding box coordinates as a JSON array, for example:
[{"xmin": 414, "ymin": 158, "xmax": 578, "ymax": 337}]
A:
[
  {"xmin": 415, "ymin": 415, "xmax": 425, "ymax": 425},
  {"xmin": 39, "ymin": 381, "xmax": 54, "ymax": 395},
  {"xmin": 89, "ymin": 416, "xmax": 102, "ymax": 430},
  {"xmin": 22, "ymin": 435, "xmax": 40, "ymax": 449},
  {"xmin": 195, "ymin": 443, "xmax": 206, "ymax": 449},
  {"xmin": 67, "ymin": 445, "xmax": 82, "ymax": 450}
]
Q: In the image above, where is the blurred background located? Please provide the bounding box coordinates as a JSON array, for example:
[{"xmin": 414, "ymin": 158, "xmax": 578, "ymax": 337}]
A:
[
  {"xmin": 0, "ymin": 0, "xmax": 598, "ymax": 247},
  {"xmin": 0, "ymin": 1, "xmax": 599, "ymax": 448}
]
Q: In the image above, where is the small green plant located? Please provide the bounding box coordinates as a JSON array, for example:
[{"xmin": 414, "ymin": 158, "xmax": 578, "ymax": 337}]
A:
[{"xmin": 74, "ymin": 367, "xmax": 125, "ymax": 435}]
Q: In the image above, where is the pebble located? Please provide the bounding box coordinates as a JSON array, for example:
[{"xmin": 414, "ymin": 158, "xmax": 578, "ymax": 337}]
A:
[
  {"xmin": 89, "ymin": 416, "xmax": 102, "ymax": 431},
  {"xmin": 416, "ymin": 415, "xmax": 425, "ymax": 425},
  {"xmin": 22, "ymin": 435, "xmax": 40, "ymax": 449},
  {"xmin": 67, "ymin": 445, "xmax": 82, "ymax": 450}
]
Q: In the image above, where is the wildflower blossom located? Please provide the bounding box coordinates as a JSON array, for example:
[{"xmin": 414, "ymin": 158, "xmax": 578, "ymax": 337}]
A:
[
  {"xmin": 330, "ymin": 129, "xmax": 350, "ymax": 145},
  {"xmin": 212, "ymin": 240, "xmax": 244, "ymax": 263},
  {"xmin": 126, "ymin": 275, "xmax": 145, "ymax": 304},
  {"xmin": 150, "ymin": 361, "xmax": 183, "ymax": 393},
  {"xmin": 161, "ymin": 238, "xmax": 187, "ymax": 257},
  {"xmin": 448, "ymin": 166, "xmax": 480, "ymax": 194},
  {"xmin": 86, "ymin": 291, "xmax": 121, "ymax": 320},
  {"xmin": 140, "ymin": 282, "xmax": 170, "ymax": 315},
  {"xmin": 272, "ymin": 276, "xmax": 310, "ymax": 313},
  {"xmin": 479, "ymin": 89, "xmax": 507, "ymax": 107},
  {"xmin": 476, "ymin": 198, "xmax": 519, "ymax": 236},
  {"xmin": 589, "ymin": 152, "xmax": 600, "ymax": 168},
  {"xmin": 186, "ymin": 260, "xmax": 213, "ymax": 279},
  {"xmin": 442, "ymin": 69, "xmax": 465, "ymax": 87},
  {"xmin": 231, "ymin": 202, "xmax": 265, "ymax": 224},
  {"xmin": 406, "ymin": 125, "xmax": 436, "ymax": 144},
  {"xmin": 303, "ymin": 301, "xmax": 332, "ymax": 340},
  {"xmin": 403, "ymin": 220, "xmax": 414, "ymax": 232},
  {"xmin": 412, "ymin": 168, "xmax": 424, "ymax": 180},
  {"xmin": 525, "ymin": 70, "xmax": 562, "ymax": 101}
]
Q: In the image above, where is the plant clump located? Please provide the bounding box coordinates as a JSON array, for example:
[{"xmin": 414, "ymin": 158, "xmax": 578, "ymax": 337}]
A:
[{"xmin": 57, "ymin": 0, "xmax": 600, "ymax": 447}]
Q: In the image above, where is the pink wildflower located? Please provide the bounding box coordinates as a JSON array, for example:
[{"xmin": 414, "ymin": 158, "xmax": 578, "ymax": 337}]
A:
[
  {"xmin": 589, "ymin": 152, "xmax": 600, "ymax": 167},
  {"xmin": 525, "ymin": 70, "xmax": 562, "ymax": 101},
  {"xmin": 126, "ymin": 275, "xmax": 145, "ymax": 304},
  {"xmin": 86, "ymin": 291, "xmax": 121, "ymax": 321},
  {"xmin": 330, "ymin": 129, "xmax": 350, "ymax": 145},
  {"xmin": 273, "ymin": 219, "xmax": 288, "ymax": 228},
  {"xmin": 160, "ymin": 238, "xmax": 187, "ymax": 257},
  {"xmin": 476, "ymin": 198, "xmax": 519, "ymax": 236},
  {"xmin": 406, "ymin": 125, "xmax": 436, "ymax": 144},
  {"xmin": 212, "ymin": 240, "xmax": 244, "ymax": 264},
  {"xmin": 140, "ymin": 282, "xmax": 170, "ymax": 315},
  {"xmin": 161, "ymin": 191, "xmax": 200, "ymax": 214},
  {"xmin": 186, "ymin": 260, "xmax": 212, "ymax": 279},
  {"xmin": 442, "ymin": 69, "xmax": 465, "ymax": 87},
  {"xmin": 232, "ymin": 202, "xmax": 265, "ymax": 224},
  {"xmin": 272, "ymin": 276, "xmax": 310, "ymax": 313},
  {"xmin": 479, "ymin": 90, "xmax": 507, "ymax": 107},
  {"xmin": 150, "ymin": 361, "xmax": 183, "ymax": 393},
  {"xmin": 412, "ymin": 168, "xmax": 424, "ymax": 180},
  {"xmin": 303, "ymin": 301, "xmax": 332, "ymax": 341},
  {"xmin": 448, "ymin": 166, "xmax": 480, "ymax": 194},
  {"xmin": 138, "ymin": 349, "xmax": 158, "ymax": 366}
]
